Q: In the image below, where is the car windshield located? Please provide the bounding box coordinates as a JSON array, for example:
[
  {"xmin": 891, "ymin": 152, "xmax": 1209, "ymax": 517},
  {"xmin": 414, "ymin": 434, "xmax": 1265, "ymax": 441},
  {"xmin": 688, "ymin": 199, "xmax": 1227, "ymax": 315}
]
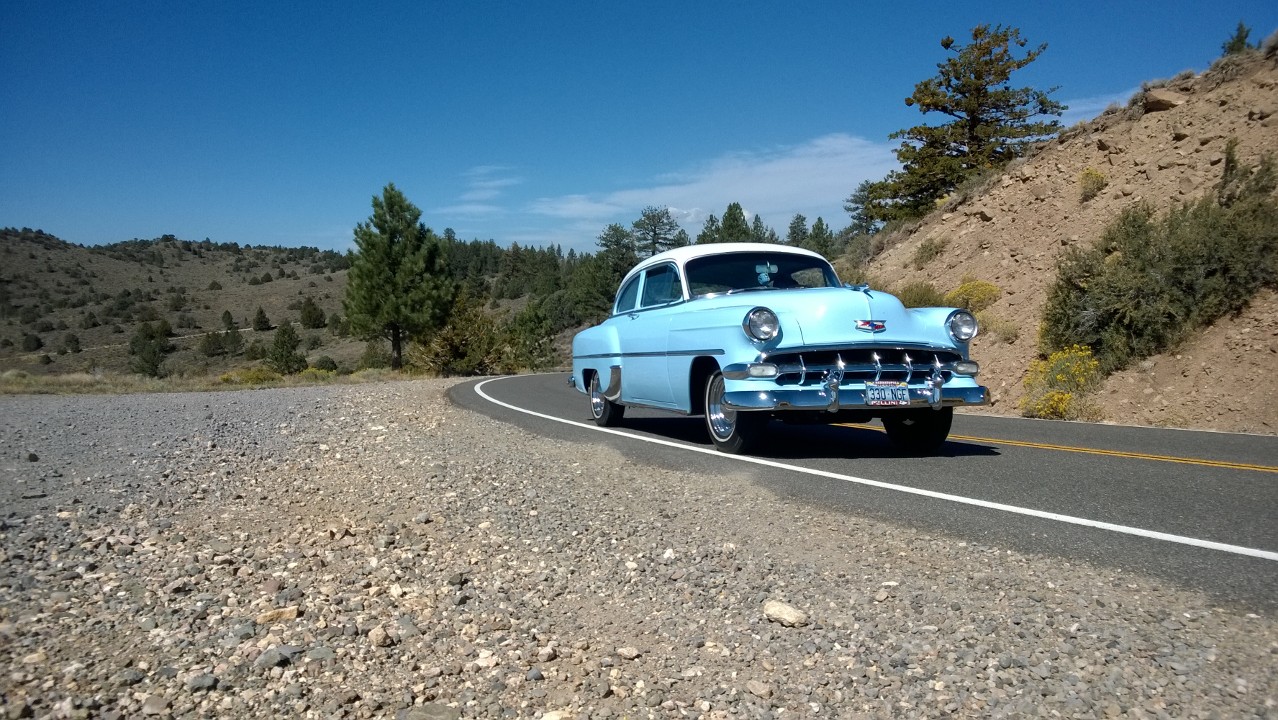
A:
[{"xmin": 685, "ymin": 252, "xmax": 840, "ymax": 297}]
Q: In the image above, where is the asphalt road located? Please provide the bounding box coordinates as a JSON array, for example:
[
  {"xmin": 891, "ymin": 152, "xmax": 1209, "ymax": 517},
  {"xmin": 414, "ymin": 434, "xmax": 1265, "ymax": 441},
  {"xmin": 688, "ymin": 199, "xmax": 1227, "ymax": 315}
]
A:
[{"xmin": 450, "ymin": 373, "xmax": 1278, "ymax": 610}]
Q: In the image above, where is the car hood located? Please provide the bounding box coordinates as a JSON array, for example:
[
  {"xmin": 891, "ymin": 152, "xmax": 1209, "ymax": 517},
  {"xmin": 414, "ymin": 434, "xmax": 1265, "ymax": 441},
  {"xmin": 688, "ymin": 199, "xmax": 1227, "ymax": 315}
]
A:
[{"xmin": 727, "ymin": 287, "xmax": 947, "ymax": 348}]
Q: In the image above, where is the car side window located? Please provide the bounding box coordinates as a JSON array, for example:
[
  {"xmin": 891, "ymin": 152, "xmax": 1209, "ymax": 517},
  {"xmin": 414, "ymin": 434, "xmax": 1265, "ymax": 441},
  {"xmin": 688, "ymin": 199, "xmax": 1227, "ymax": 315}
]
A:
[
  {"xmin": 640, "ymin": 264, "xmax": 682, "ymax": 308},
  {"xmin": 614, "ymin": 276, "xmax": 640, "ymax": 314}
]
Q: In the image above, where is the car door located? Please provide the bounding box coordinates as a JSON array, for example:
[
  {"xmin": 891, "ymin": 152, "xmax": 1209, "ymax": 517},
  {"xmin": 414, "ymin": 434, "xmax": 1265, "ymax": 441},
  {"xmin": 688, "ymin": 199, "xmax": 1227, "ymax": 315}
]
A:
[{"xmin": 618, "ymin": 263, "xmax": 682, "ymax": 405}]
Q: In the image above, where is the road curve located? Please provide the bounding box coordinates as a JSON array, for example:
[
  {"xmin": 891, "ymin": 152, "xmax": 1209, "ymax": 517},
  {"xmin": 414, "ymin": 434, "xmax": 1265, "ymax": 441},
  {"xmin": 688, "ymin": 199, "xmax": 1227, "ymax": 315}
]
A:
[{"xmin": 451, "ymin": 373, "xmax": 1278, "ymax": 609}]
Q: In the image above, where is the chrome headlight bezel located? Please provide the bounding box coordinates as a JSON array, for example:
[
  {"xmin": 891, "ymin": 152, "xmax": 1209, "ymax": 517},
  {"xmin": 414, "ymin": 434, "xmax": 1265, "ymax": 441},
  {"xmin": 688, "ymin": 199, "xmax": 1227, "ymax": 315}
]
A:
[
  {"xmin": 947, "ymin": 309, "xmax": 979, "ymax": 342},
  {"xmin": 743, "ymin": 307, "xmax": 780, "ymax": 342}
]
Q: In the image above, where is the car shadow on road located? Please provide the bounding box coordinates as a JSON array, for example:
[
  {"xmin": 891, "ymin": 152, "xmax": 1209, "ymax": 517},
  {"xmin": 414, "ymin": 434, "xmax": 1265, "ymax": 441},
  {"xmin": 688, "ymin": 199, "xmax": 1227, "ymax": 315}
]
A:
[{"xmin": 613, "ymin": 416, "xmax": 1000, "ymax": 460}]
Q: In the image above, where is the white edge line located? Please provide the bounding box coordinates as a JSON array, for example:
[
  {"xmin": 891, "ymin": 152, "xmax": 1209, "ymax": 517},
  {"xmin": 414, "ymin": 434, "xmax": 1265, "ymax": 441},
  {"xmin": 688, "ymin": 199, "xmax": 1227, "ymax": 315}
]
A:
[{"xmin": 474, "ymin": 377, "xmax": 1278, "ymax": 563}]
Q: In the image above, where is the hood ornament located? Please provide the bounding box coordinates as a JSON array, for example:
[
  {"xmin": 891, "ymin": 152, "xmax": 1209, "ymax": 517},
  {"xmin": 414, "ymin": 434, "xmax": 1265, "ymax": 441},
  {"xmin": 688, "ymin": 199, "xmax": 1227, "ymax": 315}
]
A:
[{"xmin": 855, "ymin": 320, "xmax": 886, "ymax": 333}]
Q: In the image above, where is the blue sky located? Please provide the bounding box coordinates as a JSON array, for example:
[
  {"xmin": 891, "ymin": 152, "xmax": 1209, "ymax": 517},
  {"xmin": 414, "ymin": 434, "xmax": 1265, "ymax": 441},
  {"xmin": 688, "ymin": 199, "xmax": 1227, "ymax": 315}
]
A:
[{"xmin": 3, "ymin": 2, "xmax": 1275, "ymax": 254}]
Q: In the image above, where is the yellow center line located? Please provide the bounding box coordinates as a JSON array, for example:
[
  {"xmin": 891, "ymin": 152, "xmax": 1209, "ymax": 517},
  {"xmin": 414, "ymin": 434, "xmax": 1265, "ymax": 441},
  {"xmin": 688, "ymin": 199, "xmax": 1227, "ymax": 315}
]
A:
[{"xmin": 837, "ymin": 424, "xmax": 1278, "ymax": 474}]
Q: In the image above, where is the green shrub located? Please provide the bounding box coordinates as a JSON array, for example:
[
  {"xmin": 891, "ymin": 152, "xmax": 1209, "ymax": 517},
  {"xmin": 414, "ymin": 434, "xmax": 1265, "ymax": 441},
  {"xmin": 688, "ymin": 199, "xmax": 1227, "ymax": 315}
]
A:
[
  {"xmin": 1042, "ymin": 145, "xmax": 1277, "ymax": 373},
  {"xmin": 358, "ymin": 340, "xmax": 392, "ymax": 370},
  {"xmin": 297, "ymin": 367, "xmax": 334, "ymax": 381},
  {"xmin": 910, "ymin": 236, "xmax": 947, "ymax": 270},
  {"xmin": 312, "ymin": 355, "xmax": 338, "ymax": 372},
  {"xmin": 221, "ymin": 328, "xmax": 245, "ymax": 355},
  {"xmin": 895, "ymin": 281, "xmax": 946, "ymax": 308},
  {"xmin": 974, "ymin": 310, "xmax": 1020, "ymax": 344},
  {"xmin": 1020, "ymin": 344, "xmax": 1102, "ymax": 420},
  {"xmin": 299, "ymin": 297, "xmax": 326, "ymax": 329},
  {"xmin": 1078, "ymin": 167, "xmax": 1107, "ymax": 202},
  {"xmin": 409, "ymin": 292, "xmax": 500, "ymax": 376},
  {"xmin": 244, "ymin": 339, "xmax": 266, "ymax": 360},
  {"xmin": 198, "ymin": 332, "xmax": 225, "ymax": 357},
  {"xmin": 944, "ymin": 279, "xmax": 1002, "ymax": 312},
  {"xmin": 21, "ymin": 333, "xmax": 42, "ymax": 351}
]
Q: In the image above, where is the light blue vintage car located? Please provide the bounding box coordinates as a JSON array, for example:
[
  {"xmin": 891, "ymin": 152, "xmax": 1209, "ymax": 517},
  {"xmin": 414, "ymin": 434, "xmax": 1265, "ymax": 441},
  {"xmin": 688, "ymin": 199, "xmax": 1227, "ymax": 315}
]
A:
[{"xmin": 570, "ymin": 243, "xmax": 988, "ymax": 453}]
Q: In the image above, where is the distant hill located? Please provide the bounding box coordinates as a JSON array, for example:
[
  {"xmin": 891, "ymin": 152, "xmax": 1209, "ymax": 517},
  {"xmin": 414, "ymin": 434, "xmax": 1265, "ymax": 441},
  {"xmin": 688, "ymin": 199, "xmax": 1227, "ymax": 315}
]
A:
[
  {"xmin": 0, "ymin": 229, "xmax": 361, "ymax": 376},
  {"xmin": 855, "ymin": 49, "xmax": 1278, "ymax": 434}
]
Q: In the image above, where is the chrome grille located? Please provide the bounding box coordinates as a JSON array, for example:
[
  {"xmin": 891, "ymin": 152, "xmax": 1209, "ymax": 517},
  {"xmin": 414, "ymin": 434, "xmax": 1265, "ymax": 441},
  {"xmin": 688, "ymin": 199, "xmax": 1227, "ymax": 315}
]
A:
[{"xmin": 766, "ymin": 348, "xmax": 962, "ymax": 385}]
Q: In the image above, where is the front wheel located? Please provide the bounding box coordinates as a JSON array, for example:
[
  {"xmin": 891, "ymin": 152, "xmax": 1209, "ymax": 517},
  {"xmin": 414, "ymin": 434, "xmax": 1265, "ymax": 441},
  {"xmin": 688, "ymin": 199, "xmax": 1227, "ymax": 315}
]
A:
[
  {"xmin": 882, "ymin": 407, "xmax": 953, "ymax": 454},
  {"xmin": 704, "ymin": 371, "xmax": 764, "ymax": 453},
  {"xmin": 588, "ymin": 373, "xmax": 624, "ymax": 427}
]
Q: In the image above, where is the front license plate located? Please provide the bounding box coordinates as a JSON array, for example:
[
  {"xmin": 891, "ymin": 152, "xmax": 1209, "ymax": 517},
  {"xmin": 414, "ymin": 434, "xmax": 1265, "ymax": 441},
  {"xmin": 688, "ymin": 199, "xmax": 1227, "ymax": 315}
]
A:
[{"xmin": 866, "ymin": 381, "xmax": 910, "ymax": 406}]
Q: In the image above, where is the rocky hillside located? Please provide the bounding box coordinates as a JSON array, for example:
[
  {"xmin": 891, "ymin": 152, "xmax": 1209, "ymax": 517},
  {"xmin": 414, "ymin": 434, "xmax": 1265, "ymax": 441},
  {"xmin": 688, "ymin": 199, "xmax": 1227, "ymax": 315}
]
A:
[{"xmin": 866, "ymin": 50, "xmax": 1278, "ymax": 434}]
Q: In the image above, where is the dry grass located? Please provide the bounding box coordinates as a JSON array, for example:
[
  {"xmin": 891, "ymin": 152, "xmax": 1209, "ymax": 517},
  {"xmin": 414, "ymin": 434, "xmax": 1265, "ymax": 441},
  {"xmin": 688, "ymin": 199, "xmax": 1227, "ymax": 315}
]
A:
[{"xmin": 0, "ymin": 367, "xmax": 421, "ymax": 396}]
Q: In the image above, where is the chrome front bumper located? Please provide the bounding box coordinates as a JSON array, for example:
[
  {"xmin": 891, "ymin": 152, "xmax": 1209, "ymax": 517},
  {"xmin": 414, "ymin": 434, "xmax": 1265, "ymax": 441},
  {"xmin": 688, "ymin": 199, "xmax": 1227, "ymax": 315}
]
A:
[{"xmin": 722, "ymin": 384, "xmax": 988, "ymax": 412}]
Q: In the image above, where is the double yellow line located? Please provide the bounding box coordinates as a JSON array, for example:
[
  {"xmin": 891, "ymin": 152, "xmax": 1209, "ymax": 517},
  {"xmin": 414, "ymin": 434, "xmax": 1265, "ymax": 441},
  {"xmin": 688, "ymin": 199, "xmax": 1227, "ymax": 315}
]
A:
[{"xmin": 841, "ymin": 424, "xmax": 1278, "ymax": 474}]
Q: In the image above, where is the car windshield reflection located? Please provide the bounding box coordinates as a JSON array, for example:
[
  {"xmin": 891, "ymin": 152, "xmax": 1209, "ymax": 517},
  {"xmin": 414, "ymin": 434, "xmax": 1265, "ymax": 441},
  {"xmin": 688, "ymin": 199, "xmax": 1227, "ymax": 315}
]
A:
[{"xmin": 685, "ymin": 252, "xmax": 839, "ymax": 297}]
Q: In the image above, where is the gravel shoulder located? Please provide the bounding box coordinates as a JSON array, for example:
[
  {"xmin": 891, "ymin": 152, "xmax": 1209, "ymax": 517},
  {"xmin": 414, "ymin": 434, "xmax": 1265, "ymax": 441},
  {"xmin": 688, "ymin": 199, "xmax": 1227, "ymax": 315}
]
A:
[{"xmin": 1, "ymin": 379, "xmax": 1274, "ymax": 719}]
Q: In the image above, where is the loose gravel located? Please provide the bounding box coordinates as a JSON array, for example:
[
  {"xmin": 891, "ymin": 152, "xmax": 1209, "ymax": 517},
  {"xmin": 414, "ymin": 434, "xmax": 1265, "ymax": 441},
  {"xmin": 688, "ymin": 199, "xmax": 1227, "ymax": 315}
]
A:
[{"xmin": 1, "ymin": 379, "xmax": 1274, "ymax": 719}]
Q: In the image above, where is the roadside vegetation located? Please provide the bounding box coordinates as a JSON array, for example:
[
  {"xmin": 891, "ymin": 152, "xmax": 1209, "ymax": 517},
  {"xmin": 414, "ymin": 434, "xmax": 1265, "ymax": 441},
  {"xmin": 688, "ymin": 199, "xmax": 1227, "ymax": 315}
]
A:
[
  {"xmin": 3, "ymin": 20, "xmax": 1272, "ymax": 419},
  {"xmin": 1041, "ymin": 142, "xmax": 1277, "ymax": 374}
]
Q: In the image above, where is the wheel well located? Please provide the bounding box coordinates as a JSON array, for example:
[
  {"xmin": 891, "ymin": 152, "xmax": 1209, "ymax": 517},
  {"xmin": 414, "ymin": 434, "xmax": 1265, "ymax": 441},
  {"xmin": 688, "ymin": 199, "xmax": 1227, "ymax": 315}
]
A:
[{"xmin": 688, "ymin": 357, "xmax": 720, "ymax": 416}]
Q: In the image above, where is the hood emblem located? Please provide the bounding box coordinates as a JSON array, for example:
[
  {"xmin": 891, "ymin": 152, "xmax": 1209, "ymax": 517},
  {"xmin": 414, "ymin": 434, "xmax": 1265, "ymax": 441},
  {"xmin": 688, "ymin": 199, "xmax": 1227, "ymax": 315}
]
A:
[{"xmin": 856, "ymin": 320, "xmax": 886, "ymax": 333}]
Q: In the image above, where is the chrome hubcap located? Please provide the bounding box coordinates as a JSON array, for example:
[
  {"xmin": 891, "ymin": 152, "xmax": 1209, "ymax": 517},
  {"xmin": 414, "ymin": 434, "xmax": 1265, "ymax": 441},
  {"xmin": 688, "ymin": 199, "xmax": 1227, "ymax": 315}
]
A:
[
  {"xmin": 706, "ymin": 374, "xmax": 736, "ymax": 440},
  {"xmin": 589, "ymin": 375, "xmax": 605, "ymax": 418}
]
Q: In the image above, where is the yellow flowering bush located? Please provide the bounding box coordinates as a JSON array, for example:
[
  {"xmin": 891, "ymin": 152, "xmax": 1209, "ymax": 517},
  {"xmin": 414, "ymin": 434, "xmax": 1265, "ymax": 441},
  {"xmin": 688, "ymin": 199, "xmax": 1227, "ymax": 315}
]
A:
[
  {"xmin": 1078, "ymin": 167, "xmax": 1107, "ymax": 202},
  {"xmin": 1020, "ymin": 344, "xmax": 1102, "ymax": 420},
  {"xmin": 944, "ymin": 279, "xmax": 1002, "ymax": 313}
]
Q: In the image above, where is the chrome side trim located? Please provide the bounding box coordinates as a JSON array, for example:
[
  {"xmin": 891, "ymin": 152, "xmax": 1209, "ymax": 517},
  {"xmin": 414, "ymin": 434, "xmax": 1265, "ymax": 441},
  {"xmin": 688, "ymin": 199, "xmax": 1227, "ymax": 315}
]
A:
[{"xmin": 574, "ymin": 349, "xmax": 724, "ymax": 360}]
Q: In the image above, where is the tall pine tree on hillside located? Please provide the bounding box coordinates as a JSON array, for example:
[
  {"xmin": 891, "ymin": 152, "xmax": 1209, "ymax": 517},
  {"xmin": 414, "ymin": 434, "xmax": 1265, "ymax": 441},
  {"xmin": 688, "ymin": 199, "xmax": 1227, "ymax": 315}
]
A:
[
  {"xmin": 863, "ymin": 25, "xmax": 1064, "ymax": 222},
  {"xmin": 344, "ymin": 183, "xmax": 453, "ymax": 369}
]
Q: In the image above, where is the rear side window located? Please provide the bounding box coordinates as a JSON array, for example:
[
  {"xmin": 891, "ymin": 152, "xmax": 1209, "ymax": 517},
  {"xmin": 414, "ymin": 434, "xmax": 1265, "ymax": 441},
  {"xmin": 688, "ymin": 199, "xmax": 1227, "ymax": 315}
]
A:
[
  {"xmin": 614, "ymin": 276, "xmax": 640, "ymax": 314},
  {"xmin": 640, "ymin": 264, "xmax": 682, "ymax": 307}
]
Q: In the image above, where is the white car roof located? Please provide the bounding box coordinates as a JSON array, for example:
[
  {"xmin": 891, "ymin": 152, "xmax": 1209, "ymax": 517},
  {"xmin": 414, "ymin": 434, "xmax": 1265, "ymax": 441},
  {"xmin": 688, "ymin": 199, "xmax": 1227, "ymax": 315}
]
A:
[{"xmin": 625, "ymin": 243, "xmax": 828, "ymax": 281}]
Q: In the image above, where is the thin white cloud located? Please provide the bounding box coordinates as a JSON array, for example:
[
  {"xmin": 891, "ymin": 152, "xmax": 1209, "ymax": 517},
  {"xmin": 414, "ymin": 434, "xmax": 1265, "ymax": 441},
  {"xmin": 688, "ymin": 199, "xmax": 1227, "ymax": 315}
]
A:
[
  {"xmin": 527, "ymin": 133, "xmax": 898, "ymax": 239},
  {"xmin": 436, "ymin": 166, "xmax": 524, "ymax": 214},
  {"xmin": 1059, "ymin": 88, "xmax": 1139, "ymax": 127},
  {"xmin": 432, "ymin": 202, "xmax": 506, "ymax": 217},
  {"xmin": 527, "ymin": 194, "xmax": 630, "ymax": 220}
]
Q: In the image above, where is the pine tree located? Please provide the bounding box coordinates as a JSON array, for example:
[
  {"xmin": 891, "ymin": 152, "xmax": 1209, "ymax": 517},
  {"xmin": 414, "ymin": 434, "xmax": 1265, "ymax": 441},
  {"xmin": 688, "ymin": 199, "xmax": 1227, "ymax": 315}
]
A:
[
  {"xmin": 1221, "ymin": 21, "xmax": 1253, "ymax": 55},
  {"xmin": 863, "ymin": 25, "xmax": 1064, "ymax": 222},
  {"xmin": 631, "ymin": 206, "xmax": 684, "ymax": 258},
  {"xmin": 221, "ymin": 309, "xmax": 236, "ymax": 329},
  {"xmin": 808, "ymin": 218, "xmax": 835, "ymax": 257},
  {"xmin": 344, "ymin": 183, "xmax": 453, "ymax": 369},
  {"xmin": 597, "ymin": 223, "xmax": 639, "ymax": 286},
  {"xmin": 750, "ymin": 215, "xmax": 777, "ymax": 244},
  {"xmin": 299, "ymin": 297, "xmax": 326, "ymax": 329},
  {"xmin": 697, "ymin": 214, "xmax": 722, "ymax": 244},
  {"xmin": 266, "ymin": 324, "xmax": 308, "ymax": 374},
  {"xmin": 786, "ymin": 214, "xmax": 809, "ymax": 248},
  {"xmin": 252, "ymin": 307, "xmax": 271, "ymax": 331},
  {"xmin": 719, "ymin": 203, "xmax": 752, "ymax": 243}
]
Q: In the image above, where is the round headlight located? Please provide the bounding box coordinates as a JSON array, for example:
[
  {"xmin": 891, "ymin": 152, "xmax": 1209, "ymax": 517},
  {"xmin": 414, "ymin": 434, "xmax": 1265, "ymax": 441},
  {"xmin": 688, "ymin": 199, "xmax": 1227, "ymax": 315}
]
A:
[
  {"xmin": 744, "ymin": 307, "xmax": 779, "ymax": 341},
  {"xmin": 947, "ymin": 310, "xmax": 979, "ymax": 342}
]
